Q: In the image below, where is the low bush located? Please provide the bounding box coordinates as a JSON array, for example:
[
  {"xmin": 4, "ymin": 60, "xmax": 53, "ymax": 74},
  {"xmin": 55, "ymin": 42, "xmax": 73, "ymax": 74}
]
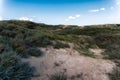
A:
[
  {"xmin": 1, "ymin": 30, "xmax": 16, "ymax": 38},
  {"xmin": 74, "ymin": 45, "xmax": 95, "ymax": 58},
  {"xmin": 25, "ymin": 47, "xmax": 44, "ymax": 57},
  {"xmin": 0, "ymin": 51, "xmax": 34, "ymax": 80},
  {"xmin": 103, "ymin": 44, "xmax": 120, "ymax": 59},
  {"xmin": 0, "ymin": 44, "xmax": 5, "ymax": 53},
  {"xmin": 12, "ymin": 39, "xmax": 27, "ymax": 56},
  {"xmin": 53, "ymin": 41, "xmax": 70, "ymax": 49},
  {"xmin": 83, "ymin": 48, "xmax": 95, "ymax": 58},
  {"xmin": 50, "ymin": 72, "xmax": 67, "ymax": 80},
  {"xmin": 95, "ymin": 34, "xmax": 120, "ymax": 59},
  {"xmin": 109, "ymin": 67, "xmax": 120, "ymax": 80},
  {"xmin": 25, "ymin": 35, "xmax": 51, "ymax": 47}
]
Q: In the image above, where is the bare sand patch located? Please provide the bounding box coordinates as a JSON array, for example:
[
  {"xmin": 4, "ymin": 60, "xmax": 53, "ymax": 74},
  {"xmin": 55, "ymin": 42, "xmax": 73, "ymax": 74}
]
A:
[{"xmin": 23, "ymin": 47, "xmax": 115, "ymax": 80}]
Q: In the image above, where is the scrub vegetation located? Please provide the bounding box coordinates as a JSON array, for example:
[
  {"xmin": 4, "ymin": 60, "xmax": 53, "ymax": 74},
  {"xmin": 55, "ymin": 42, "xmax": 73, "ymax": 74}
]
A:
[{"xmin": 0, "ymin": 20, "xmax": 120, "ymax": 80}]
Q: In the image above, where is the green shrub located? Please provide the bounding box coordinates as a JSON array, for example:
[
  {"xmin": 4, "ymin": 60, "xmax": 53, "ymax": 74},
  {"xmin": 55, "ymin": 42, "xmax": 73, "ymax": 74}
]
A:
[
  {"xmin": 0, "ymin": 44, "xmax": 5, "ymax": 53},
  {"xmin": 104, "ymin": 44, "xmax": 120, "ymax": 59},
  {"xmin": 73, "ymin": 35, "xmax": 95, "ymax": 49},
  {"xmin": 74, "ymin": 45, "xmax": 95, "ymax": 58},
  {"xmin": 83, "ymin": 48, "xmax": 95, "ymax": 58},
  {"xmin": 53, "ymin": 41, "xmax": 70, "ymax": 49},
  {"xmin": 15, "ymin": 33, "xmax": 25, "ymax": 39},
  {"xmin": 109, "ymin": 67, "xmax": 120, "ymax": 80},
  {"xmin": 25, "ymin": 47, "xmax": 44, "ymax": 57},
  {"xmin": 3, "ymin": 24, "xmax": 17, "ymax": 31},
  {"xmin": 0, "ymin": 36, "xmax": 11, "ymax": 44},
  {"xmin": 50, "ymin": 72, "xmax": 67, "ymax": 80},
  {"xmin": 0, "ymin": 51, "xmax": 33, "ymax": 80},
  {"xmin": 95, "ymin": 34, "xmax": 120, "ymax": 59},
  {"xmin": 1, "ymin": 30, "xmax": 16, "ymax": 38},
  {"xmin": 25, "ymin": 35, "xmax": 51, "ymax": 47},
  {"xmin": 46, "ymin": 34, "xmax": 74, "ymax": 42},
  {"xmin": 0, "ymin": 36, "xmax": 12, "ymax": 52},
  {"xmin": 12, "ymin": 39, "xmax": 27, "ymax": 56}
]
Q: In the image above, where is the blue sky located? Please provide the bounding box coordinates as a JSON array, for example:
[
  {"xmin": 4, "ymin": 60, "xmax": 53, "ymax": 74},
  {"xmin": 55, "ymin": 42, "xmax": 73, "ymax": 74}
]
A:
[{"xmin": 0, "ymin": 0, "xmax": 120, "ymax": 25}]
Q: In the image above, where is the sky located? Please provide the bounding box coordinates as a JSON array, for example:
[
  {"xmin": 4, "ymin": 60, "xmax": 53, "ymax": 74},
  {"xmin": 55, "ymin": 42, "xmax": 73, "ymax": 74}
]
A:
[{"xmin": 0, "ymin": 0, "xmax": 120, "ymax": 25}]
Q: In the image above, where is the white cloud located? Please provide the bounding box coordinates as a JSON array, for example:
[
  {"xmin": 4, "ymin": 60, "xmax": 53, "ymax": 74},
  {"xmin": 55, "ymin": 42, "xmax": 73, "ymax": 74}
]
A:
[
  {"xmin": 68, "ymin": 16, "xmax": 76, "ymax": 20},
  {"xmin": 89, "ymin": 8, "xmax": 106, "ymax": 13},
  {"xmin": 19, "ymin": 17, "xmax": 33, "ymax": 21},
  {"xmin": 100, "ymin": 8, "xmax": 105, "ymax": 11},
  {"xmin": 65, "ymin": 14, "xmax": 81, "ymax": 21},
  {"xmin": 89, "ymin": 9, "xmax": 99, "ymax": 12},
  {"xmin": 75, "ymin": 14, "xmax": 81, "ymax": 18}
]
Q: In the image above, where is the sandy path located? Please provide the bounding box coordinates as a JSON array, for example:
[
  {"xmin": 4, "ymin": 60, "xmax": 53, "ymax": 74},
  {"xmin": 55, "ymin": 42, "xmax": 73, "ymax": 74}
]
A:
[{"xmin": 23, "ymin": 47, "xmax": 115, "ymax": 80}]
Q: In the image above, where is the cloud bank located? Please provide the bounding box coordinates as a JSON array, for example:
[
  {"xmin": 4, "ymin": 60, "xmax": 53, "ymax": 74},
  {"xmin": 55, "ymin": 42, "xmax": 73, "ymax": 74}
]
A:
[
  {"xmin": 19, "ymin": 17, "xmax": 33, "ymax": 21},
  {"xmin": 89, "ymin": 8, "xmax": 105, "ymax": 13}
]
